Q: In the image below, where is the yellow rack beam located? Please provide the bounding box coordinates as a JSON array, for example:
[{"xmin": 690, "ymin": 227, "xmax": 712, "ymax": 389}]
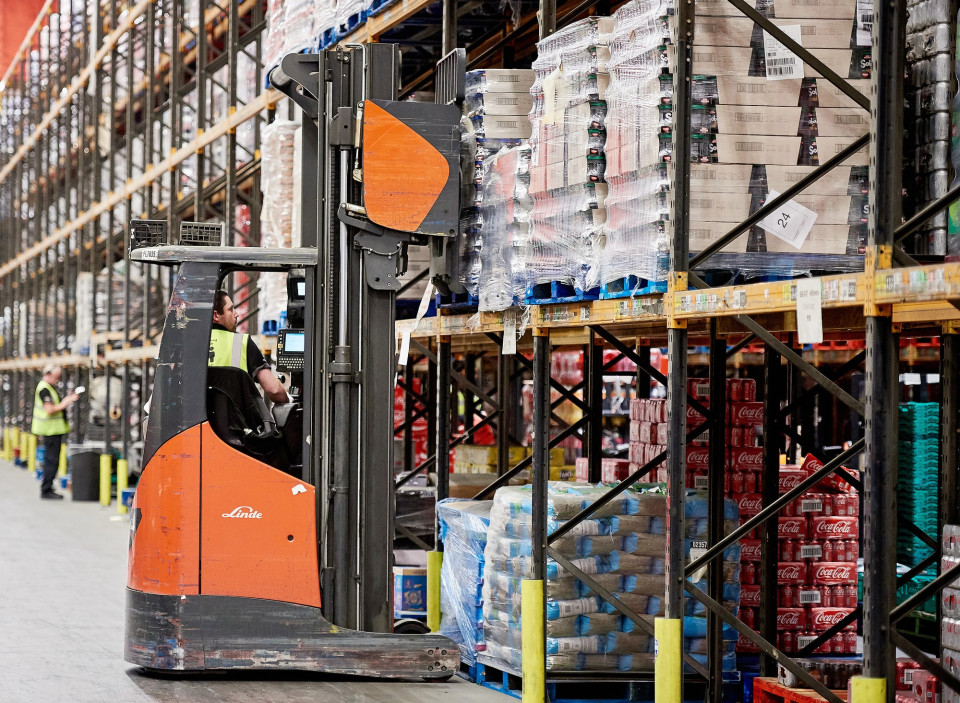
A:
[{"xmin": 398, "ymin": 261, "xmax": 960, "ymax": 341}]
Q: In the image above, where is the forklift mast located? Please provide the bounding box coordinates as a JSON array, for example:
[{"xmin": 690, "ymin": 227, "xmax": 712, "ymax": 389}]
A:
[{"xmin": 271, "ymin": 44, "xmax": 462, "ymax": 633}]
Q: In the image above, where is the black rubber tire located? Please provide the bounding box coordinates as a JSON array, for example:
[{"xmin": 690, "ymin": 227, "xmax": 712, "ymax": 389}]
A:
[{"xmin": 393, "ymin": 618, "xmax": 431, "ymax": 634}]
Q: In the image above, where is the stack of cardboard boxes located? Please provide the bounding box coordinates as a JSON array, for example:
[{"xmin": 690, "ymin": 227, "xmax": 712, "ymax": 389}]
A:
[{"xmin": 599, "ymin": 0, "xmax": 874, "ymax": 288}]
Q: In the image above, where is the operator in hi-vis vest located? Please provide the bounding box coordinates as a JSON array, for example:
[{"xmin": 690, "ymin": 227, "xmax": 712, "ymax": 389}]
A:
[
  {"xmin": 210, "ymin": 290, "xmax": 289, "ymax": 404},
  {"xmin": 32, "ymin": 365, "xmax": 79, "ymax": 500}
]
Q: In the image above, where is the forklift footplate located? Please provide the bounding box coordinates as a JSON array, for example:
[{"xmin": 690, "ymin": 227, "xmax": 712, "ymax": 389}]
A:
[{"xmin": 125, "ymin": 589, "xmax": 458, "ymax": 679}]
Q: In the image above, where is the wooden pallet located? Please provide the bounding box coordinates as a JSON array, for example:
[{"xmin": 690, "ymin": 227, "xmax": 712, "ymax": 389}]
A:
[{"xmin": 754, "ymin": 677, "xmax": 848, "ymax": 703}]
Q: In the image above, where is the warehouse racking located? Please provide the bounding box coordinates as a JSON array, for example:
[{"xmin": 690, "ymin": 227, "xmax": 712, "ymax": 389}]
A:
[{"xmin": 0, "ymin": 0, "xmax": 958, "ymax": 701}]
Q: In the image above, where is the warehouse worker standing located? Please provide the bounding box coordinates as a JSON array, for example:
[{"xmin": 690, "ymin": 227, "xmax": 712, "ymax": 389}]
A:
[
  {"xmin": 210, "ymin": 290, "xmax": 289, "ymax": 404},
  {"xmin": 32, "ymin": 365, "xmax": 79, "ymax": 500}
]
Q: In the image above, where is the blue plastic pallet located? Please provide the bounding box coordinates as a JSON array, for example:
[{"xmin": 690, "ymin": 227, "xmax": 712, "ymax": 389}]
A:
[
  {"xmin": 469, "ymin": 656, "xmax": 740, "ymax": 703},
  {"xmin": 525, "ymin": 281, "xmax": 600, "ymax": 305},
  {"xmin": 319, "ymin": 26, "xmax": 339, "ymax": 49},
  {"xmin": 338, "ymin": 11, "xmax": 364, "ymax": 37},
  {"xmin": 364, "ymin": 0, "xmax": 397, "ymax": 17},
  {"xmin": 599, "ymin": 276, "xmax": 667, "ymax": 300}
]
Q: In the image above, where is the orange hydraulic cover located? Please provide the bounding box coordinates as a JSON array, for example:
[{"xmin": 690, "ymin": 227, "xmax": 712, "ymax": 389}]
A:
[
  {"xmin": 362, "ymin": 100, "xmax": 450, "ymax": 233},
  {"xmin": 199, "ymin": 424, "xmax": 321, "ymax": 608},
  {"xmin": 128, "ymin": 425, "xmax": 202, "ymax": 595}
]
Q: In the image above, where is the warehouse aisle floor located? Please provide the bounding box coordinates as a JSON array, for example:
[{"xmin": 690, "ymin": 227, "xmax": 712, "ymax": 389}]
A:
[{"xmin": 0, "ymin": 459, "xmax": 512, "ymax": 703}]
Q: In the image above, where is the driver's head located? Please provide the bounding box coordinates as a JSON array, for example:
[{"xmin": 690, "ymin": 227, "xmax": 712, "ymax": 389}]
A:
[{"xmin": 213, "ymin": 290, "xmax": 239, "ymax": 332}]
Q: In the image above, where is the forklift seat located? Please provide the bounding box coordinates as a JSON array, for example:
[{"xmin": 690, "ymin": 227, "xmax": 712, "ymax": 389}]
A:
[{"xmin": 206, "ymin": 366, "xmax": 291, "ymax": 473}]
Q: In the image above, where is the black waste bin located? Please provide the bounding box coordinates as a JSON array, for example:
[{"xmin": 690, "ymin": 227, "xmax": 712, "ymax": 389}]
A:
[{"xmin": 71, "ymin": 451, "xmax": 101, "ymax": 501}]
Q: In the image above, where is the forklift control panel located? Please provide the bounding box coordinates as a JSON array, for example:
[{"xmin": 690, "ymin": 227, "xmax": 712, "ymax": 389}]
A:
[{"xmin": 276, "ymin": 329, "xmax": 306, "ymax": 372}]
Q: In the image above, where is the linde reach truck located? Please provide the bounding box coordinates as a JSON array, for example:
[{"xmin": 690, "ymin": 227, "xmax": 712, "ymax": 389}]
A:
[{"xmin": 124, "ymin": 45, "xmax": 469, "ymax": 678}]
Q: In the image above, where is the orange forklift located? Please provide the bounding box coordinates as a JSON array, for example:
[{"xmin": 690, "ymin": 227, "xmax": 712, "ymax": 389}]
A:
[{"xmin": 124, "ymin": 45, "xmax": 465, "ymax": 678}]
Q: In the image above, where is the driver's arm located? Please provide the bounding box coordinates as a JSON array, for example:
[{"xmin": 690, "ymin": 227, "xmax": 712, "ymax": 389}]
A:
[{"xmin": 256, "ymin": 367, "xmax": 290, "ymax": 404}]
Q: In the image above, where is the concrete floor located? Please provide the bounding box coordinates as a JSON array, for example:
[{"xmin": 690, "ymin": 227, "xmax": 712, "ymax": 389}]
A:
[{"xmin": 0, "ymin": 458, "xmax": 513, "ymax": 703}]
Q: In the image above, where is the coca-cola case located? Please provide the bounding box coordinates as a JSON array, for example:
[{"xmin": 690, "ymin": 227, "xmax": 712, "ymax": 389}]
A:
[
  {"xmin": 779, "ymin": 467, "xmax": 809, "ymax": 494},
  {"xmin": 728, "ymin": 447, "xmax": 764, "ymax": 473},
  {"xmin": 778, "ymin": 562, "xmax": 808, "ymax": 585},
  {"xmin": 810, "ymin": 516, "xmax": 860, "ymax": 541},
  {"xmin": 687, "ymin": 446, "xmax": 711, "ymax": 470},
  {"xmin": 740, "ymin": 584, "xmax": 762, "ymax": 608},
  {"xmin": 779, "ymin": 516, "xmax": 810, "ymax": 540},
  {"xmin": 736, "ymin": 493, "xmax": 763, "ymax": 517},
  {"xmin": 777, "ymin": 607, "xmax": 806, "ymax": 630},
  {"xmin": 728, "ymin": 401, "xmax": 764, "ymax": 428},
  {"xmin": 740, "ymin": 538, "xmax": 762, "ymax": 562},
  {"xmin": 808, "ymin": 607, "xmax": 856, "ymax": 632},
  {"xmin": 810, "ymin": 562, "xmax": 858, "ymax": 586}
]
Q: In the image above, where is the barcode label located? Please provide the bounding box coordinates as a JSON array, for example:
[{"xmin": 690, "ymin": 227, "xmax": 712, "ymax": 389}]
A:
[
  {"xmin": 905, "ymin": 670, "xmax": 915, "ymax": 685},
  {"xmin": 856, "ymin": 0, "xmax": 873, "ymax": 46},
  {"xmin": 695, "ymin": 475, "xmax": 709, "ymax": 490},
  {"xmin": 800, "ymin": 544, "xmax": 823, "ymax": 559},
  {"xmin": 801, "ymin": 499, "xmax": 823, "ymax": 513},
  {"xmin": 797, "ymin": 635, "xmax": 819, "ymax": 649},
  {"xmin": 799, "ymin": 589, "xmax": 822, "ymax": 604},
  {"xmin": 763, "ymin": 25, "xmax": 804, "ymax": 80}
]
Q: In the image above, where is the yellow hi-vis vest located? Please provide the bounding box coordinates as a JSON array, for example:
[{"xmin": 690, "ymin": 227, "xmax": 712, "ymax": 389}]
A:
[
  {"xmin": 209, "ymin": 328, "xmax": 249, "ymax": 372},
  {"xmin": 31, "ymin": 380, "xmax": 70, "ymax": 436}
]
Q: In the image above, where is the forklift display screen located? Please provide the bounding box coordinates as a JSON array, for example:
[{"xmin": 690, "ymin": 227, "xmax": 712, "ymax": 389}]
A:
[
  {"xmin": 276, "ymin": 329, "xmax": 306, "ymax": 371},
  {"xmin": 285, "ymin": 332, "xmax": 305, "ymax": 353},
  {"xmin": 297, "ymin": 281, "xmax": 306, "ymax": 297}
]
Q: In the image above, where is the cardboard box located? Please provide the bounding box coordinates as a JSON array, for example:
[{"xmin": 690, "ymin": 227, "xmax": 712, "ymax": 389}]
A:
[
  {"xmin": 812, "ymin": 78, "xmax": 870, "ymax": 107},
  {"xmin": 765, "ymin": 164, "xmax": 868, "ymax": 195},
  {"xmin": 471, "ymin": 115, "xmax": 532, "ymax": 139},
  {"xmin": 693, "ymin": 17, "xmax": 858, "ymax": 50},
  {"xmin": 393, "ymin": 567, "xmax": 427, "ymax": 618},
  {"xmin": 468, "ymin": 92, "xmax": 535, "ymax": 116},
  {"xmin": 694, "ymin": 0, "xmax": 858, "ymax": 19},
  {"xmin": 690, "ymin": 192, "xmax": 867, "ymax": 226},
  {"xmin": 467, "ymin": 68, "xmax": 535, "ymax": 93},
  {"xmin": 716, "ymin": 76, "xmax": 804, "ymax": 106},
  {"xmin": 808, "ymin": 135, "xmax": 870, "ymax": 166},
  {"xmin": 687, "ymin": 45, "xmax": 860, "ymax": 79},
  {"xmin": 689, "ymin": 221, "xmax": 752, "ymax": 253},
  {"xmin": 714, "ymin": 134, "xmax": 803, "ymax": 165},
  {"xmin": 712, "ymin": 105, "xmax": 804, "ymax": 135},
  {"xmin": 763, "ymin": 224, "xmax": 856, "ymax": 254}
]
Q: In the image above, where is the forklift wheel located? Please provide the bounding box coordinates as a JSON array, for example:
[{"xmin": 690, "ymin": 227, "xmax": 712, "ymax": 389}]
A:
[{"xmin": 393, "ymin": 618, "xmax": 430, "ymax": 635}]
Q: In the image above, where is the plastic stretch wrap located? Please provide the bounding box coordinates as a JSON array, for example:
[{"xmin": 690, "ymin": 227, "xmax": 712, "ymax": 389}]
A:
[
  {"xmin": 459, "ymin": 69, "xmax": 534, "ymax": 303},
  {"xmin": 527, "ymin": 18, "xmax": 613, "ymax": 291},
  {"xmin": 264, "ymin": 0, "xmax": 319, "ymax": 72},
  {"xmin": 596, "ymin": 0, "xmax": 671, "ymax": 285},
  {"xmin": 336, "ymin": 0, "xmax": 366, "ymax": 34},
  {"xmin": 258, "ymin": 120, "xmax": 300, "ymax": 325},
  {"xmin": 480, "ymin": 483, "xmax": 740, "ymax": 672},
  {"xmin": 477, "ymin": 145, "xmax": 532, "ymax": 311},
  {"xmin": 438, "ymin": 499, "xmax": 492, "ymax": 664}
]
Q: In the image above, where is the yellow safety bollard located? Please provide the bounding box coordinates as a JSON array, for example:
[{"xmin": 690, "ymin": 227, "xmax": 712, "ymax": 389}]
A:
[
  {"xmin": 655, "ymin": 617, "xmax": 683, "ymax": 703},
  {"xmin": 99, "ymin": 454, "xmax": 112, "ymax": 506},
  {"xmin": 426, "ymin": 551, "xmax": 443, "ymax": 632},
  {"xmin": 850, "ymin": 677, "xmax": 886, "ymax": 703},
  {"xmin": 27, "ymin": 434, "xmax": 37, "ymax": 474},
  {"xmin": 521, "ymin": 579, "xmax": 545, "ymax": 703},
  {"xmin": 16, "ymin": 428, "xmax": 24, "ymax": 464},
  {"xmin": 2, "ymin": 428, "xmax": 8, "ymax": 461},
  {"xmin": 117, "ymin": 459, "xmax": 128, "ymax": 514},
  {"xmin": 58, "ymin": 444, "xmax": 68, "ymax": 478}
]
